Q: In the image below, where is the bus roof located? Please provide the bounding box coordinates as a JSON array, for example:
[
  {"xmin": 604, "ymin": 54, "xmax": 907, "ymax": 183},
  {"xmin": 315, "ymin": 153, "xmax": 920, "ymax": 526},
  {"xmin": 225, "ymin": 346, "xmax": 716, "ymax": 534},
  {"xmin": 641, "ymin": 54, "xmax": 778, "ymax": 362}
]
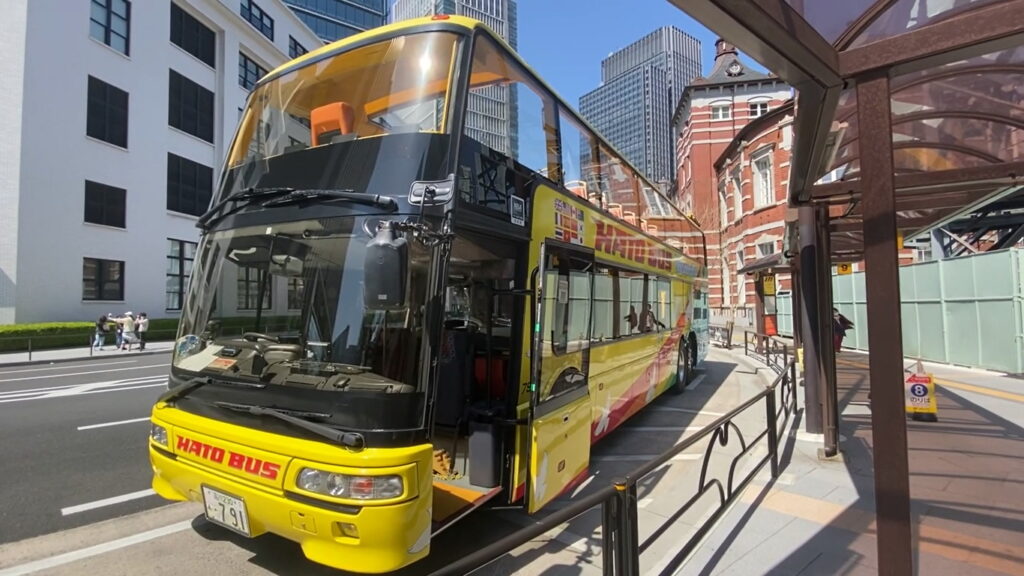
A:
[{"xmin": 259, "ymin": 16, "xmax": 704, "ymax": 243}]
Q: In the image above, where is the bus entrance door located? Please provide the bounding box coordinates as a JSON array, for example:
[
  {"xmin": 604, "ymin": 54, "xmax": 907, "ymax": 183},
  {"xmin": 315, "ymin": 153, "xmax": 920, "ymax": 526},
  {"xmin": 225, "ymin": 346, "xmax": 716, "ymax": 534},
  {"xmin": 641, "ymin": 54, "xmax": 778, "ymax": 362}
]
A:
[{"xmin": 527, "ymin": 242, "xmax": 593, "ymax": 513}]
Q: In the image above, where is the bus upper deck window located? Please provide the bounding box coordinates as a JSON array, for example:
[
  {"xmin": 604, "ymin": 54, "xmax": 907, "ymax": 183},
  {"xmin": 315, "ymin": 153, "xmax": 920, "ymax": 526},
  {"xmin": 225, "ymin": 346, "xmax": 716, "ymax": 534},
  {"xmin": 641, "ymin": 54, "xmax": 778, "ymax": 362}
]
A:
[{"xmin": 310, "ymin": 102, "xmax": 355, "ymax": 146}]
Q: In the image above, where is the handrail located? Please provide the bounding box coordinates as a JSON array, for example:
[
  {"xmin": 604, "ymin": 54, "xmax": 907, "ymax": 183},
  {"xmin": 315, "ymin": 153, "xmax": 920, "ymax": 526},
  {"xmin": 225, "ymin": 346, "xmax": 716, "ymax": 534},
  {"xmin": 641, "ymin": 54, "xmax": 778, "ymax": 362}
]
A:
[
  {"xmin": 430, "ymin": 356, "xmax": 799, "ymax": 576},
  {"xmin": 744, "ymin": 331, "xmax": 790, "ymax": 374}
]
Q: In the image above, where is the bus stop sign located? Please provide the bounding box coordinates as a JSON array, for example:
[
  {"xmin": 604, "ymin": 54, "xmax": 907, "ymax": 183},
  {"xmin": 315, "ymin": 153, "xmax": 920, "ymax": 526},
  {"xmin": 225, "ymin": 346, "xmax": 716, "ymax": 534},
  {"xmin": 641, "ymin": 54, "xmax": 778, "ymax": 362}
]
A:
[{"xmin": 904, "ymin": 362, "xmax": 938, "ymax": 422}]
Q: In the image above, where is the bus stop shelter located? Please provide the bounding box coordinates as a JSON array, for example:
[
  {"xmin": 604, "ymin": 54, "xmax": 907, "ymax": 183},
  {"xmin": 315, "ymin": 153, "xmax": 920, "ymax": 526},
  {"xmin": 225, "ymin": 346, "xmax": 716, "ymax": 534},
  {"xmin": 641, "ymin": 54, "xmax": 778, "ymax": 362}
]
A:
[{"xmin": 664, "ymin": 1, "xmax": 1024, "ymax": 574}]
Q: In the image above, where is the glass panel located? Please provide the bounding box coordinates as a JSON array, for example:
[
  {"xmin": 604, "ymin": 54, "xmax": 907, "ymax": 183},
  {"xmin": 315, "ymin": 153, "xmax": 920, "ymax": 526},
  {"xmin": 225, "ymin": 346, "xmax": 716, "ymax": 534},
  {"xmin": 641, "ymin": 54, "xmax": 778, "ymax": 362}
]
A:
[
  {"xmin": 824, "ymin": 87, "xmax": 859, "ymax": 176},
  {"xmin": 784, "ymin": 0, "xmax": 879, "ymax": 45},
  {"xmin": 601, "ymin": 148, "xmax": 639, "ymax": 219},
  {"xmin": 893, "ymin": 146, "xmax": 995, "ymax": 172},
  {"xmin": 849, "ymin": 0, "xmax": 1003, "ymax": 48},
  {"xmin": 464, "ymin": 35, "xmax": 557, "ymax": 176},
  {"xmin": 893, "ymin": 118, "xmax": 1021, "ymax": 164},
  {"xmin": 591, "ymin": 267, "xmax": 614, "ymax": 342},
  {"xmin": 228, "ymin": 32, "xmax": 460, "ymax": 167},
  {"xmin": 89, "ymin": 21, "xmax": 106, "ymax": 43}
]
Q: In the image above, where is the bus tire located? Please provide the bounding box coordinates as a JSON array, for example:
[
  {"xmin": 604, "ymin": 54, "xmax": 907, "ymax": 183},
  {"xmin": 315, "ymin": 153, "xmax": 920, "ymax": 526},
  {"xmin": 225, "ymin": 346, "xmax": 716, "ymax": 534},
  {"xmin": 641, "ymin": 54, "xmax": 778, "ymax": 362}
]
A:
[{"xmin": 671, "ymin": 340, "xmax": 691, "ymax": 394}]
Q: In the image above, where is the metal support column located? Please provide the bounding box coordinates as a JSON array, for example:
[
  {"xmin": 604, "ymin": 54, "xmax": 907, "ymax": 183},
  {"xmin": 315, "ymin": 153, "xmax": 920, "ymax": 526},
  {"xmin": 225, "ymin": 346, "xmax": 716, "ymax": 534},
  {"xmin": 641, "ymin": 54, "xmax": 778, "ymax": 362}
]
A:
[
  {"xmin": 856, "ymin": 72, "xmax": 914, "ymax": 576},
  {"xmin": 815, "ymin": 205, "xmax": 839, "ymax": 457},
  {"xmin": 798, "ymin": 206, "xmax": 824, "ymax": 434}
]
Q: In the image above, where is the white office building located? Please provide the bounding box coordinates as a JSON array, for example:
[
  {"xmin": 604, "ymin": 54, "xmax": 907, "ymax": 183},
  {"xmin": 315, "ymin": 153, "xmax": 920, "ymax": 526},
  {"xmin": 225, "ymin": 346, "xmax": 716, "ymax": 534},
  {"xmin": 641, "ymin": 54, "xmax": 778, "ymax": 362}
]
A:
[{"xmin": 0, "ymin": 0, "xmax": 321, "ymax": 323}]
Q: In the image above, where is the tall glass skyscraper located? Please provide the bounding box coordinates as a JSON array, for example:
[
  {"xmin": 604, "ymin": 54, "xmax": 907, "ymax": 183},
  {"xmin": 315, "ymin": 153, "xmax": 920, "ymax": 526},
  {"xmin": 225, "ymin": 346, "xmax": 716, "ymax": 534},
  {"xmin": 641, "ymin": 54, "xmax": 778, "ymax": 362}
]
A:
[
  {"xmin": 283, "ymin": 0, "xmax": 387, "ymax": 43},
  {"xmin": 580, "ymin": 27, "xmax": 701, "ymax": 183},
  {"xmin": 390, "ymin": 0, "xmax": 518, "ymax": 156}
]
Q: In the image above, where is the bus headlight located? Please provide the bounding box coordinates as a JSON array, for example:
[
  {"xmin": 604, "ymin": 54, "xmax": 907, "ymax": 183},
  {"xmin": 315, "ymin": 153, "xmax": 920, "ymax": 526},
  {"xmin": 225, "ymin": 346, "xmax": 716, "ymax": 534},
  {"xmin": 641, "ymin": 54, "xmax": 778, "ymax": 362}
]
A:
[
  {"xmin": 296, "ymin": 467, "xmax": 403, "ymax": 500},
  {"xmin": 150, "ymin": 423, "xmax": 168, "ymax": 447}
]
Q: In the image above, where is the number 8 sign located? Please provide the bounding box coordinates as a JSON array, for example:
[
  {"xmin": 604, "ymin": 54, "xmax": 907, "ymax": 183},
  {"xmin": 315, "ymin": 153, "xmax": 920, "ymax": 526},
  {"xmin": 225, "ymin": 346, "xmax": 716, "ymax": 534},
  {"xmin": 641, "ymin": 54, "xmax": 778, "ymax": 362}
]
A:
[{"xmin": 904, "ymin": 367, "xmax": 938, "ymax": 421}]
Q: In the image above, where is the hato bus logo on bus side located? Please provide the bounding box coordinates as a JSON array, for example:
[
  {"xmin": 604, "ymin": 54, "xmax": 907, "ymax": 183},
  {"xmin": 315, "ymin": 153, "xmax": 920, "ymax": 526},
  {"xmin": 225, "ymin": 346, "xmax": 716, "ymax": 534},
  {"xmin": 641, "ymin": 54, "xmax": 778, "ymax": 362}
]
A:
[
  {"xmin": 176, "ymin": 435, "xmax": 280, "ymax": 480},
  {"xmin": 594, "ymin": 220, "xmax": 672, "ymax": 271}
]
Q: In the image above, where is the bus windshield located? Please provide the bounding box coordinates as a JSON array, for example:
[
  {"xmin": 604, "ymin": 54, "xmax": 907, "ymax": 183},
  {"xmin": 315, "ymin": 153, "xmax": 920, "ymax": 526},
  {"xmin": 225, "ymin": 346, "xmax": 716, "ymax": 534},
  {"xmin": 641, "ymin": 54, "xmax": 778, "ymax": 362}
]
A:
[
  {"xmin": 171, "ymin": 216, "xmax": 432, "ymax": 433},
  {"xmin": 220, "ymin": 31, "xmax": 462, "ymax": 205}
]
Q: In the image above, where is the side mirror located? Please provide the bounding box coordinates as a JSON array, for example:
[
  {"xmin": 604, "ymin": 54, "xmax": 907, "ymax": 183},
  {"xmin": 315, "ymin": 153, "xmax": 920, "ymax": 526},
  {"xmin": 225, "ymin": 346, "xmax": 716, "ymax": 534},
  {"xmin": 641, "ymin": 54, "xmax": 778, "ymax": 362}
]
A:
[{"xmin": 363, "ymin": 222, "xmax": 408, "ymax": 310}]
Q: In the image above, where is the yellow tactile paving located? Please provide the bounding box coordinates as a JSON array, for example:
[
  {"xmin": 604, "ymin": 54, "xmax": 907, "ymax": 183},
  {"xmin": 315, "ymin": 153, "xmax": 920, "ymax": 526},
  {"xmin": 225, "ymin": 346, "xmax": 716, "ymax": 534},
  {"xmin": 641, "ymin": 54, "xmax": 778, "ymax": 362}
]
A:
[
  {"xmin": 741, "ymin": 485, "xmax": 1024, "ymax": 575},
  {"xmin": 834, "ymin": 358, "xmax": 1024, "ymax": 403}
]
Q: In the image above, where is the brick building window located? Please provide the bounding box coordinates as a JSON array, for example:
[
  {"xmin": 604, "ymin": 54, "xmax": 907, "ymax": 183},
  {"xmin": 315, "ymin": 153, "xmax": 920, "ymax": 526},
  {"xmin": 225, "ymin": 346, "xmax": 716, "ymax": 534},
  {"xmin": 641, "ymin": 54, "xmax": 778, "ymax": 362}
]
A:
[
  {"xmin": 753, "ymin": 150, "xmax": 773, "ymax": 208},
  {"xmin": 711, "ymin": 104, "xmax": 731, "ymax": 120},
  {"xmin": 749, "ymin": 101, "xmax": 770, "ymax": 117},
  {"xmin": 758, "ymin": 241, "xmax": 775, "ymax": 257}
]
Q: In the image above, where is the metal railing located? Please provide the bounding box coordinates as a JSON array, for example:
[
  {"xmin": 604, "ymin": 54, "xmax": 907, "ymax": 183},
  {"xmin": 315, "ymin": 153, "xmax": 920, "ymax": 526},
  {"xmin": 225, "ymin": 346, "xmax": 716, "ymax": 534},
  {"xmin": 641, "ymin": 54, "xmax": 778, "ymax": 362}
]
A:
[
  {"xmin": 744, "ymin": 331, "xmax": 791, "ymax": 374},
  {"xmin": 429, "ymin": 358, "xmax": 799, "ymax": 576}
]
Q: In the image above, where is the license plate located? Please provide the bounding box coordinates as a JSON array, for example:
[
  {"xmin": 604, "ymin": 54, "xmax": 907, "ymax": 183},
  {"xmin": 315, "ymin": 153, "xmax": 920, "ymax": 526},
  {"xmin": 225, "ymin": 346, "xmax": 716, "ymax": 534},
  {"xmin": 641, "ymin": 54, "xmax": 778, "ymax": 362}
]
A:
[{"xmin": 201, "ymin": 485, "xmax": 251, "ymax": 537}]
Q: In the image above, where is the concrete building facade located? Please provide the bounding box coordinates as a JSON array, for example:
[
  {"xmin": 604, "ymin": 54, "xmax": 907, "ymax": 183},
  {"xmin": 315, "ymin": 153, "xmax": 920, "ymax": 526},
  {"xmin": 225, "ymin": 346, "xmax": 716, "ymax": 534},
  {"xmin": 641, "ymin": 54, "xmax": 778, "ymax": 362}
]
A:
[
  {"xmin": 580, "ymin": 26, "xmax": 701, "ymax": 184},
  {"xmin": 0, "ymin": 0, "xmax": 320, "ymax": 324},
  {"xmin": 673, "ymin": 39, "xmax": 790, "ymax": 309}
]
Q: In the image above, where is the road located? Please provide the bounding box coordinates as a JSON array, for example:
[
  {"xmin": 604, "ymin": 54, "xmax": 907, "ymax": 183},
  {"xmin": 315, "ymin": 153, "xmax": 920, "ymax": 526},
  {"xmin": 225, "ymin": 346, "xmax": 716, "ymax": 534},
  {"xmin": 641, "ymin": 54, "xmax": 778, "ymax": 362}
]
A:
[
  {"xmin": 0, "ymin": 349, "xmax": 770, "ymax": 575},
  {"xmin": 0, "ymin": 354, "xmax": 171, "ymax": 544}
]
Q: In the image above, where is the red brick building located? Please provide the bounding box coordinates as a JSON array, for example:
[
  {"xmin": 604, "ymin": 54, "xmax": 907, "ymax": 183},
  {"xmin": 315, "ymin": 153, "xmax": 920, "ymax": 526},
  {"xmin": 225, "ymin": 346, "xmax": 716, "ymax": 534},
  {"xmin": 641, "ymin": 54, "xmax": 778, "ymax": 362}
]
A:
[
  {"xmin": 671, "ymin": 40, "xmax": 791, "ymax": 309},
  {"xmin": 713, "ymin": 100, "xmax": 797, "ymax": 308}
]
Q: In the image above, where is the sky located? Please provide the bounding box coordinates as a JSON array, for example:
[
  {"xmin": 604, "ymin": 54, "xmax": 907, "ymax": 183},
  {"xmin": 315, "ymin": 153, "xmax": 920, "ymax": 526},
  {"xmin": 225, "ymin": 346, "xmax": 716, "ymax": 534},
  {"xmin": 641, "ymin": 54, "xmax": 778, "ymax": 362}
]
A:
[{"xmin": 513, "ymin": 0, "xmax": 761, "ymax": 107}]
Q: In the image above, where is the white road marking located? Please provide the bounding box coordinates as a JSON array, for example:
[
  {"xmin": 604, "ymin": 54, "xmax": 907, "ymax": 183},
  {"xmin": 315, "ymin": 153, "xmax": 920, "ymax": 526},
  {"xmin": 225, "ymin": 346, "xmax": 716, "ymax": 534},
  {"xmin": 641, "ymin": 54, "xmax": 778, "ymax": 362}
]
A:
[
  {"xmin": 60, "ymin": 489, "xmax": 157, "ymax": 516},
  {"xmin": 685, "ymin": 374, "xmax": 706, "ymax": 391},
  {"xmin": 0, "ymin": 364, "xmax": 169, "ymax": 383},
  {"xmin": 647, "ymin": 406, "xmax": 726, "ymax": 417},
  {"xmin": 77, "ymin": 417, "xmax": 151, "ymax": 431},
  {"xmin": 0, "ymin": 360, "xmax": 136, "ymax": 375},
  {"xmin": 619, "ymin": 426, "xmax": 706, "ymax": 432},
  {"xmin": 0, "ymin": 376, "xmax": 167, "ymax": 404},
  {"xmin": 592, "ymin": 453, "xmax": 702, "ymax": 462},
  {"xmin": 0, "ymin": 519, "xmax": 192, "ymax": 576}
]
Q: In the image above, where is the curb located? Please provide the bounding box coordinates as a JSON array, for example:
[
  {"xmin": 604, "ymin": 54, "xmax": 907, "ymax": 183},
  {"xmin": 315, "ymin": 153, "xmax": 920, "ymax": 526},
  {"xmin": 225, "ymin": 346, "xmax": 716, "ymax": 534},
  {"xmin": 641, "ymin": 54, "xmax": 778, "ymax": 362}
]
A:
[{"xmin": 0, "ymin": 347, "xmax": 172, "ymax": 369}]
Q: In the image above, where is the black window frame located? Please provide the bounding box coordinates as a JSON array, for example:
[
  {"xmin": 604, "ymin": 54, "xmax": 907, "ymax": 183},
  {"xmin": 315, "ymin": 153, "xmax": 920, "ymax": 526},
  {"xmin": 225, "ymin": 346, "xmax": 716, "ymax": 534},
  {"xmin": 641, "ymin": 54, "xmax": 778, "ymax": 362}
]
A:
[
  {"xmin": 84, "ymin": 180, "xmax": 126, "ymax": 229},
  {"xmin": 240, "ymin": 0, "xmax": 274, "ymax": 40},
  {"xmin": 170, "ymin": 2, "xmax": 216, "ymax": 68},
  {"xmin": 166, "ymin": 153, "xmax": 213, "ymax": 217},
  {"xmin": 166, "ymin": 238, "xmax": 197, "ymax": 310},
  {"xmin": 168, "ymin": 69, "xmax": 215, "ymax": 143},
  {"xmin": 237, "ymin": 266, "xmax": 272, "ymax": 310},
  {"xmin": 82, "ymin": 257, "xmax": 125, "ymax": 301},
  {"xmin": 87, "ymin": 76, "xmax": 129, "ymax": 148},
  {"xmin": 90, "ymin": 0, "xmax": 131, "ymax": 55},
  {"xmin": 288, "ymin": 35, "xmax": 308, "ymax": 59},
  {"xmin": 238, "ymin": 52, "xmax": 267, "ymax": 91}
]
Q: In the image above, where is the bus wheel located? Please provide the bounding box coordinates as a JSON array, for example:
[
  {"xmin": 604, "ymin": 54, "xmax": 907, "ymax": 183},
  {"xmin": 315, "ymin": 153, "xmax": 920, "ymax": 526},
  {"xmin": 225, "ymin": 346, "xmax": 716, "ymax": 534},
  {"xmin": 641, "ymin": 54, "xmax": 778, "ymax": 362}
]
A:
[{"xmin": 671, "ymin": 341, "xmax": 690, "ymax": 394}]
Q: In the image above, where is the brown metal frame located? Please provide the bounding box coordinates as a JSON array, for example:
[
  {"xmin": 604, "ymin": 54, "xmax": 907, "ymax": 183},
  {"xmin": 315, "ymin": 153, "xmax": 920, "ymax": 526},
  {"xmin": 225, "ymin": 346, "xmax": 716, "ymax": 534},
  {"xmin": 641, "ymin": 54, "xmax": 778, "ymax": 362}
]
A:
[{"xmin": 664, "ymin": 1, "xmax": 1024, "ymax": 574}]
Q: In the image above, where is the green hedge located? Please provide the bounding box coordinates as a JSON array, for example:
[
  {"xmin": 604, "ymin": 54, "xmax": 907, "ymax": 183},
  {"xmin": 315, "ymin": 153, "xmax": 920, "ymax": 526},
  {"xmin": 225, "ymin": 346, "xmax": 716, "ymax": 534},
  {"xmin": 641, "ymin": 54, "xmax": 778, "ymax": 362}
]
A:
[
  {"xmin": 0, "ymin": 315, "xmax": 297, "ymax": 352},
  {"xmin": 0, "ymin": 319, "xmax": 181, "ymax": 352}
]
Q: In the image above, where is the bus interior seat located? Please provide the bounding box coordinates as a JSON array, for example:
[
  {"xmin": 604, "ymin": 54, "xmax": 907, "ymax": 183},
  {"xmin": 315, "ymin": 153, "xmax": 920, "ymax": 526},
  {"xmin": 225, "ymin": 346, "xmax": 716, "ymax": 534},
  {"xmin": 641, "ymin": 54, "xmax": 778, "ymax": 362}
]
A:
[
  {"xmin": 261, "ymin": 343, "xmax": 304, "ymax": 364},
  {"xmin": 310, "ymin": 102, "xmax": 355, "ymax": 146}
]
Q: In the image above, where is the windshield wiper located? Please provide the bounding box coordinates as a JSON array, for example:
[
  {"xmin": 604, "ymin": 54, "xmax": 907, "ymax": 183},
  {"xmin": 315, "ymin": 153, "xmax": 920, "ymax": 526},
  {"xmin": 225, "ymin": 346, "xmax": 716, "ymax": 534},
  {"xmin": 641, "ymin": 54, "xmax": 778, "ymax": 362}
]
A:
[
  {"xmin": 159, "ymin": 375, "xmax": 266, "ymax": 404},
  {"xmin": 197, "ymin": 187, "xmax": 296, "ymax": 230},
  {"xmin": 214, "ymin": 401, "xmax": 366, "ymax": 449},
  {"xmin": 260, "ymin": 189, "xmax": 398, "ymax": 212}
]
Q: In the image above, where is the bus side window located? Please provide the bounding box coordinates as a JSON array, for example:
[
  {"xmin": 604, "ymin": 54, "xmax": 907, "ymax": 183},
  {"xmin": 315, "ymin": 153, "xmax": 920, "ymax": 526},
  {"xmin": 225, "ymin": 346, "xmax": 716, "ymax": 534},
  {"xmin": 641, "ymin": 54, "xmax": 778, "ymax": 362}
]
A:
[{"xmin": 543, "ymin": 250, "xmax": 591, "ymax": 356}]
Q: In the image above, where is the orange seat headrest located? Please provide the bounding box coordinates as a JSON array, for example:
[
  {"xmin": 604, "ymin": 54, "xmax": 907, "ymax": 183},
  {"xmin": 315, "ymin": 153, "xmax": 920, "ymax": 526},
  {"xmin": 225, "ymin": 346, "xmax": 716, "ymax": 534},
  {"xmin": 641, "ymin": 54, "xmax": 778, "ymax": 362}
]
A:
[{"xmin": 310, "ymin": 102, "xmax": 355, "ymax": 146}]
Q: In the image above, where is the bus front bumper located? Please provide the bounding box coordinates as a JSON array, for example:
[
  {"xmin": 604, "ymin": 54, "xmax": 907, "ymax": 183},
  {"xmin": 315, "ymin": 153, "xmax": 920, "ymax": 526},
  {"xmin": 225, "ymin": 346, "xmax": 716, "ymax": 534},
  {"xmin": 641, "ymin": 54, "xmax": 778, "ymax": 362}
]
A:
[{"xmin": 149, "ymin": 444, "xmax": 431, "ymax": 574}]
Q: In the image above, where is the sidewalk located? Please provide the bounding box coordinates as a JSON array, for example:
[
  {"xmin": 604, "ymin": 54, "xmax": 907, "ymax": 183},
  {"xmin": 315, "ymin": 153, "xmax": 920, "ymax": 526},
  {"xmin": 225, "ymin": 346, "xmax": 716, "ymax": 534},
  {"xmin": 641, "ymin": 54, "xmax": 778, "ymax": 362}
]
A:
[
  {"xmin": 0, "ymin": 340, "xmax": 174, "ymax": 366},
  {"xmin": 679, "ymin": 350, "xmax": 1024, "ymax": 575}
]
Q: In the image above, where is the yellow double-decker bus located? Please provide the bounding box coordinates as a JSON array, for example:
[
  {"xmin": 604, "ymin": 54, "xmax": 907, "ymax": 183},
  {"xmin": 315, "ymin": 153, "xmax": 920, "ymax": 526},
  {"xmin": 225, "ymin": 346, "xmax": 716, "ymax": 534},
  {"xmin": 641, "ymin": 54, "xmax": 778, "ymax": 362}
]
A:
[{"xmin": 148, "ymin": 15, "xmax": 707, "ymax": 573}]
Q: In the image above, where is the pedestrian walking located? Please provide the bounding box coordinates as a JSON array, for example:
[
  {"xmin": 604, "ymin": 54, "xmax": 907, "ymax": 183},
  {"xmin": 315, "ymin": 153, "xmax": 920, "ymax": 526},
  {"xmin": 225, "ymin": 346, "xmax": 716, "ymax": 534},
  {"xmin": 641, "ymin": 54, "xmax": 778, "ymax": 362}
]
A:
[
  {"xmin": 94, "ymin": 315, "xmax": 109, "ymax": 349},
  {"xmin": 833, "ymin": 308, "xmax": 854, "ymax": 353},
  {"xmin": 136, "ymin": 312, "xmax": 149, "ymax": 351}
]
